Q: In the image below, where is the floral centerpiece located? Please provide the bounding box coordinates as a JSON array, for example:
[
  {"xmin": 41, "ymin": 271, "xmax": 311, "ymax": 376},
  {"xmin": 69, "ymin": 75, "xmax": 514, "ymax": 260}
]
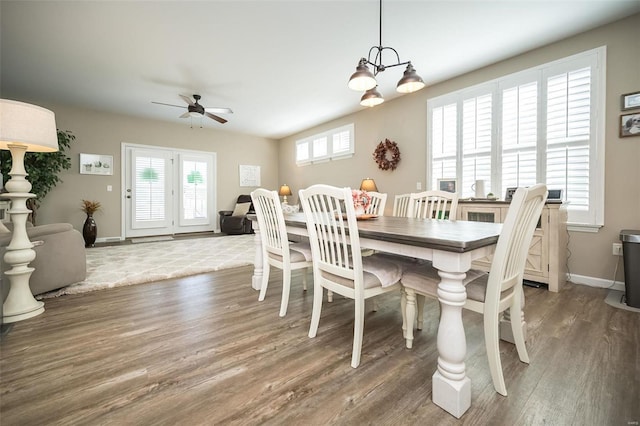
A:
[{"xmin": 351, "ymin": 189, "xmax": 372, "ymax": 215}]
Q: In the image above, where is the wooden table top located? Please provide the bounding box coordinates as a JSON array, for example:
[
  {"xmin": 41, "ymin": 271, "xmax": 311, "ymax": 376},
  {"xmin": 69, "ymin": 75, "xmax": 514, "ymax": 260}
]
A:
[{"xmin": 283, "ymin": 213, "xmax": 502, "ymax": 253}]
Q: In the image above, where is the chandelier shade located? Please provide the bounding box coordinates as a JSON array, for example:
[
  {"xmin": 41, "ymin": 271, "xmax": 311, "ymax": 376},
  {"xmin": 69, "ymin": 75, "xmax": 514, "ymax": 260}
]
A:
[
  {"xmin": 360, "ymin": 87, "xmax": 384, "ymax": 107},
  {"xmin": 348, "ymin": 59, "xmax": 377, "ymax": 91},
  {"xmin": 396, "ymin": 63, "xmax": 425, "ymax": 93}
]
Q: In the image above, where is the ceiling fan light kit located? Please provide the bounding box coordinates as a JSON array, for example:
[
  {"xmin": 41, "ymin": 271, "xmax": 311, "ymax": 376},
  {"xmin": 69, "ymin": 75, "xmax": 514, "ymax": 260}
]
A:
[
  {"xmin": 152, "ymin": 94, "xmax": 232, "ymax": 125},
  {"xmin": 348, "ymin": 0, "xmax": 425, "ymax": 107}
]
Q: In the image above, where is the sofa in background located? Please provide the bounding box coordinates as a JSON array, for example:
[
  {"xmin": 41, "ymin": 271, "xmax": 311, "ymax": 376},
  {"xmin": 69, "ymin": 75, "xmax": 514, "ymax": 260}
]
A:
[
  {"xmin": 219, "ymin": 194, "xmax": 254, "ymax": 235},
  {"xmin": 1, "ymin": 222, "xmax": 87, "ymax": 301}
]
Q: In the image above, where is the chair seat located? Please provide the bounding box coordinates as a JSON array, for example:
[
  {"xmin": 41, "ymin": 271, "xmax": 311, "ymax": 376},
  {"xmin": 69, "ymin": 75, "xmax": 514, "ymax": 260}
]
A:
[
  {"xmin": 267, "ymin": 242, "xmax": 312, "ymax": 263},
  {"xmin": 321, "ymin": 254, "xmax": 403, "ymax": 289},
  {"xmin": 401, "ymin": 265, "xmax": 488, "ymax": 302}
]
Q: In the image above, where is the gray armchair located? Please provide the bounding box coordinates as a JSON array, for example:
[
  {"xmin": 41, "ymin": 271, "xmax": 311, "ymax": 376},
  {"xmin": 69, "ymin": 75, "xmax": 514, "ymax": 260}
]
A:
[
  {"xmin": 1, "ymin": 222, "xmax": 87, "ymax": 301},
  {"xmin": 219, "ymin": 194, "xmax": 255, "ymax": 235}
]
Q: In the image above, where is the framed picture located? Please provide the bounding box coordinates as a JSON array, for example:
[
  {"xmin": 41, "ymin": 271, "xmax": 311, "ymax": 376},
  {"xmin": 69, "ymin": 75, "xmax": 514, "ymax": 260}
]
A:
[
  {"xmin": 621, "ymin": 91, "xmax": 640, "ymax": 111},
  {"xmin": 438, "ymin": 178, "xmax": 457, "ymax": 193},
  {"xmin": 80, "ymin": 153, "xmax": 113, "ymax": 175},
  {"xmin": 620, "ymin": 113, "xmax": 640, "ymax": 138}
]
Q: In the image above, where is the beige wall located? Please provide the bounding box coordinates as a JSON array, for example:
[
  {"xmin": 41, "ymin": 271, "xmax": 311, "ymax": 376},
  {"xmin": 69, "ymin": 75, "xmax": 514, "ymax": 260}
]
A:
[
  {"xmin": 278, "ymin": 13, "xmax": 640, "ymax": 283},
  {"xmin": 35, "ymin": 104, "xmax": 279, "ymax": 238}
]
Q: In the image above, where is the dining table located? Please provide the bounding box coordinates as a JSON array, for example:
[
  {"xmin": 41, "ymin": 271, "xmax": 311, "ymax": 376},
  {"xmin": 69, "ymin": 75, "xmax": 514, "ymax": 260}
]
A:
[{"xmin": 248, "ymin": 212, "xmax": 502, "ymax": 418}]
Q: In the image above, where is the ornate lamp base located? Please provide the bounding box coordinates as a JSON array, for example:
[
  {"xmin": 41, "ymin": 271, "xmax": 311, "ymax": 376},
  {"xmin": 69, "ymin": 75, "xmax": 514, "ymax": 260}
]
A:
[{"xmin": 2, "ymin": 144, "xmax": 45, "ymax": 323}]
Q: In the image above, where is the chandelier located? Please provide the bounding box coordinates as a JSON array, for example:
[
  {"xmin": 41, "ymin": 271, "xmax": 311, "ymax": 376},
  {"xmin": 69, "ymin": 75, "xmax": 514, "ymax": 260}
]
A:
[{"xmin": 348, "ymin": 0, "xmax": 425, "ymax": 107}]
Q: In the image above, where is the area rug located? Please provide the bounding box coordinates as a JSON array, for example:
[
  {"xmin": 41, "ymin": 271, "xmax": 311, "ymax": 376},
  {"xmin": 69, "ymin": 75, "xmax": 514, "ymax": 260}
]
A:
[{"xmin": 38, "ymin": 234, "xmax": 255, "ymax": 299}]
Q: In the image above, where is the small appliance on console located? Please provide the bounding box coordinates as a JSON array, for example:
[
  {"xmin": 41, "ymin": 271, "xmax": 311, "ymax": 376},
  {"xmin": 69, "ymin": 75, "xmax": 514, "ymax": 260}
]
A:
[{"xmin": 505, "ymin": 187, "xmax": 563, "ymax": 202}]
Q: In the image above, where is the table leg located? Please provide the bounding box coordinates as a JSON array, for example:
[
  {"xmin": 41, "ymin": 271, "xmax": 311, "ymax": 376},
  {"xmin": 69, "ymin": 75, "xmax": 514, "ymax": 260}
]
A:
[
  {"xmin": 250, "ymin": 220, "xmax": 263, "ymax": 291},
  {"xmin": 431, "ymin": 252, "xmax": 472, "ymax": 419}
]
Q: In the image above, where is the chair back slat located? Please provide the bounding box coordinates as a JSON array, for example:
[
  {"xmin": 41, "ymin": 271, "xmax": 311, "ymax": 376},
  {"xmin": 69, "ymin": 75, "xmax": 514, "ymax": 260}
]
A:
[
  {"xmin": 393, "ymin": 194, "xmax": 411, "ymax": 217},
  {"xmin": 408, "ymin": 190, "xmax": 458, "ymax": 220},
  {"xmin": 364, "ymin": 192, "xmax": 387, "ymax": 216},
  {"xmin": 300, "ymin": 185, "xmax": 363, "ymax": 287},
  {"xmin": 251, "ymin": 189, "xmax": 288, "ymax": 259}
]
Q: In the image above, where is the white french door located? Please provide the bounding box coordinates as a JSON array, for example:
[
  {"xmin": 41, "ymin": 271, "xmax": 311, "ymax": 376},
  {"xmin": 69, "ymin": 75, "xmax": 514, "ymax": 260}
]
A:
[{"xmin": 123, "ymin": 144, "xmax": 216, "ymax": 238}]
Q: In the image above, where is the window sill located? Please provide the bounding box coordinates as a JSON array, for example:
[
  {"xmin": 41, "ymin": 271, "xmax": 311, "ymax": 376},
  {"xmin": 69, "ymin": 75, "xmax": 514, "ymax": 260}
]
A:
[{"xmin": 567, "ymin": 223, "xmax": 603, "ymax": 233}]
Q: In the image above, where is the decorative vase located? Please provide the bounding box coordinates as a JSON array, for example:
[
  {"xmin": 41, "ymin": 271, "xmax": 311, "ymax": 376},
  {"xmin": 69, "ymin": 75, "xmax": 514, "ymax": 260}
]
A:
[
  {"xmin": 354, "ymin": 204, "xmax": 365, "ymax": 216},
  {"xmin": 83, "ymin": 214, "xmax": 97, "ymax": 247}
]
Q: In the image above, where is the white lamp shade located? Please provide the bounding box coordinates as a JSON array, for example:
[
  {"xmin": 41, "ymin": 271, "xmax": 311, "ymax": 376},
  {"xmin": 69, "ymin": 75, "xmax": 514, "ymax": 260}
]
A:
[{"xmin": 0, "ymin": 99, "xmax": 58, "ymax": 152}]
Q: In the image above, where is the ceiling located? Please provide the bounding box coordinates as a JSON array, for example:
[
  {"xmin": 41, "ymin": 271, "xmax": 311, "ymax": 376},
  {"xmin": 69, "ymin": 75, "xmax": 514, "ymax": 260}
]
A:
[{"xmin": 2, "ymin": 1, "xmax": 639, "ymax": 140}]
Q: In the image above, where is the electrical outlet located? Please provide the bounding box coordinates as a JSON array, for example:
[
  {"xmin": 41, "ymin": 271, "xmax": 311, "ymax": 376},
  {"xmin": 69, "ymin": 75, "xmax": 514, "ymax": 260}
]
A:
[
  {"xmin": 416, "ymin": 181, "xmax": 422, "ymax": 190},
  {"xmin": 612, "ymin": 243, "xmax": 623, "ymax": 256}
]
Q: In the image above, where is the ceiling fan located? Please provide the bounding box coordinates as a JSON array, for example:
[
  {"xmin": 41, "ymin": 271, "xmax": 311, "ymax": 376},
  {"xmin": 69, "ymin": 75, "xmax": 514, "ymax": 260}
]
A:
[{"xmin": 152, "ymin": 94, "xmax": 233, "ymax": 124}]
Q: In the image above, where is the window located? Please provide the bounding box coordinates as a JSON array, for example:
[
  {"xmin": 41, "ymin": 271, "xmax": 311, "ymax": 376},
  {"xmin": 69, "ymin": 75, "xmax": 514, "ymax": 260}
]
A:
[
  {"xmin": 427, "ymin": 47, "xmax": 605, "ymax": 229},
  {"xmin": 296, "ymin": 124, "xmax": 355, "ymax": 165}
]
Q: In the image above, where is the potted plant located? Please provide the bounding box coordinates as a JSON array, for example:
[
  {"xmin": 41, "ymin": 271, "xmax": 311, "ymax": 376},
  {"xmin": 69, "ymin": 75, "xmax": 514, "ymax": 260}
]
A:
[{"xmin": 81, "ymin": 199, "xmax": 101, "ymax": 247}]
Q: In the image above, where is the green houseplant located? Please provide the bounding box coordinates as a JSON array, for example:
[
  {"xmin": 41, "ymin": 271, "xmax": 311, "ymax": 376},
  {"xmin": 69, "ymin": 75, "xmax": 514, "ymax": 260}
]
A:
[{"xmin": 0, "ymin": 129, "xmax": 74, "ymax": 225}]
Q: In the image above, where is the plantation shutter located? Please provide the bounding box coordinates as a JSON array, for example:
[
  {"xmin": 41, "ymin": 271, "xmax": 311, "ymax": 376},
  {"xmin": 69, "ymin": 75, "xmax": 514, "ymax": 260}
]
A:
[
  {"xmin": 430, "ymin": 103, "xmax": 457, "ymax": 189},
  {"xmin": 312, "ymin": 136, "xmax": 328, "ymax": 159},
  {"xmin": 545, "ymin": 66, "xmax": 591, "ymax": 211},
  {"xmin": 296, "ymin": 140, "xmax": 310, "ymax": 163},
  {"xmin": 427, "ymin": 47, "xmax": 604, "ymax": 228},
  {"xmin": 135, "ymin": 156, "xmax": 166, "ymax": 223},
  {"xmin": 462, "ymin": 93, "xmax": 492, "ymax": 198},
  {"xmin": 181, "ymin": 156, "xmax": 209, "ymax": 223},
  {"xmin": 501, "ymin": 80, "xmax": 538, "ymax": 190},
  {"xmin": 332, "ymin": 129, "xmax": 351, "ymax": 156}
]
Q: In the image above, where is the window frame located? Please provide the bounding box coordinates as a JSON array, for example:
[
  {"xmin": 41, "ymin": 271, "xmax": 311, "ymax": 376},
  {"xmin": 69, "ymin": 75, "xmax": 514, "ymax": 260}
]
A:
[
  {"xmin": 296, "ymin": 123, "xmax": 355, "ymax": 165},
  {"xmin": 426, "ymin": 46, "xmax": 605, "ymax": 231}
]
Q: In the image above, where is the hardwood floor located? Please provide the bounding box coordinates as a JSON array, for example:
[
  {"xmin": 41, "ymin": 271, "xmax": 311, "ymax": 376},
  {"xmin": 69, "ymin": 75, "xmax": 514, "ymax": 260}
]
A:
[{"xmin": 1, "ymin": 266, "xmax": 638, "ymax": 425}]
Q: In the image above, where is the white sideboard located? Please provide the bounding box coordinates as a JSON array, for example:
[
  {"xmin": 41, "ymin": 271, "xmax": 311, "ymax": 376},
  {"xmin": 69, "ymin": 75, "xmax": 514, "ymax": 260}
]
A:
[{"xmin": 457, "ymin": 200, "xmax": 567, "ymax": 292}]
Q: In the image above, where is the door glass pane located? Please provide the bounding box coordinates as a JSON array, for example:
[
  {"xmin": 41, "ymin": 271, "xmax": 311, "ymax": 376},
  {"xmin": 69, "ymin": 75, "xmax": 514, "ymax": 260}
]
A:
[
  {"xmin": 135, "ymin": 156, "xmax": 165, "ymax": 222},
  {"xmin": 182, "ymin": 160, "xmax": 208, "ymax": 219}
]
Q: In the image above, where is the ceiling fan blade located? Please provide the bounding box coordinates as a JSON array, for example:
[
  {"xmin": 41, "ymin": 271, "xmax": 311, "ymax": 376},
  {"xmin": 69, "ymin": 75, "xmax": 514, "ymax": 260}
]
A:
[
  {"xmin": 179, "ymin": 94, "xmax": 195, "ymax": 106},
  {"xmin": 179, "ymin": 112, "xmax": 190, "ymax": 118},
  {"xmin": 152, "ymin": 101, "xmax": 186, "ymax": 109},
  {"xmin": 205, "ymin": 112, "xmax": 227, "ymax": 124},
  {"xmin": 205, "ymin": 107, "xmax": 233, "ymax": 114}
]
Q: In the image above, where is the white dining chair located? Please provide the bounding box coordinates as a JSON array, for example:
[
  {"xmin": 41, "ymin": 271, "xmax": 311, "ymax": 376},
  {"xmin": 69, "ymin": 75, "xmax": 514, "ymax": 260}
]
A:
[
  {"xmin": 299, "ymin": 184, "xmax": 403, "ymax": 368},
  {"xmin": 392, "ymin": 193, "xmax": 411, "ymax": 217},
  {"xmin": 407, "ymin": 190, "xmax": 459, "ymax": 220},
  {"xmin": 251, "ymin": 188, "xmax": 313, "ymax": 317},
  {"xmin": 364, "ymin": 191, "xmax": 387, "ymax": 216},
  {"xmin": 400, "ymin": 184, "xmax": 548, "ymax": 396}
]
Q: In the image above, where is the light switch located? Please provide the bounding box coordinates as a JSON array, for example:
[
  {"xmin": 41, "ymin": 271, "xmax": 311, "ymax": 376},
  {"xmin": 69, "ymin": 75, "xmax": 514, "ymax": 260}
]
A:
[
  {"xmin": 107, "ymin": 185, "xmax": 113, "ymax": 192},
  {"xmin": 416, "ymin": 181, "xmax": 422, "ymax": 190}
]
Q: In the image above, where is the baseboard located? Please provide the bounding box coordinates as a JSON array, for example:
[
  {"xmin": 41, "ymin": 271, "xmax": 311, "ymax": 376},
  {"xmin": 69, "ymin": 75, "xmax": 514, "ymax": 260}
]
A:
[
  {"xmin": 96, "ymin": 236, "xmax": 124, "ymax": 243},
  {"xmin": 568, "ymin": 273, "xmax": 625, "ymax": 292}
]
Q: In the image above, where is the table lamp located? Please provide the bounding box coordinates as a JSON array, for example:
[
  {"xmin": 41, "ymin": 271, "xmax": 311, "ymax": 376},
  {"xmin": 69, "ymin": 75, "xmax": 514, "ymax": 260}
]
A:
[
  {"xmin": 0, "ymin": 99, "xmax": 58, "ymax": 323},
  {"xmin": 360, "ymin": 178, "xmax": 378, "ymax": 192},
  {"xmin": 279, "ymin": 184, "xmax": 292, "ymax": 205}
]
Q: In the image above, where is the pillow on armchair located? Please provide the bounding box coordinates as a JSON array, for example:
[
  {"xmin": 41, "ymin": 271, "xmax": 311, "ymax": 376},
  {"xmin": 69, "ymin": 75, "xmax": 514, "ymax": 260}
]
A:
[
  {"xmin": 232, "ymin": 202, "xmax": 252, "ymax": 217},
  {"xmin": 219, "ymin": 195, "xmax": 255, "ymax": 235}
]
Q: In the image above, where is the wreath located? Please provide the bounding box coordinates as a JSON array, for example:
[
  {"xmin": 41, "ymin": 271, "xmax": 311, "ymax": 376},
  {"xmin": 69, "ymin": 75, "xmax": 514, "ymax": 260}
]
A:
[{"xmin": 373, "ymin": 139, "xmax": 401, "ymax": 171}]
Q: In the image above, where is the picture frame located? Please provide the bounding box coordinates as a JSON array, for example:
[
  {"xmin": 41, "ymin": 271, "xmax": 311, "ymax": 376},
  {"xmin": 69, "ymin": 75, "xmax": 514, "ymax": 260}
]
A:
[
  {"xmin": 80, "ymin": 153, "xmax": 113, "ymax": 175},
  {"xmin": 620, "ymin": 113, "xmax": 640, "ymax": 138},
  {"xmin": 438, "ymin": 178, "xmax": 457, "ymax": 193},
  {"xmin": 621, "ymin": 91, "xmax": 640, "ymax": 111}
]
